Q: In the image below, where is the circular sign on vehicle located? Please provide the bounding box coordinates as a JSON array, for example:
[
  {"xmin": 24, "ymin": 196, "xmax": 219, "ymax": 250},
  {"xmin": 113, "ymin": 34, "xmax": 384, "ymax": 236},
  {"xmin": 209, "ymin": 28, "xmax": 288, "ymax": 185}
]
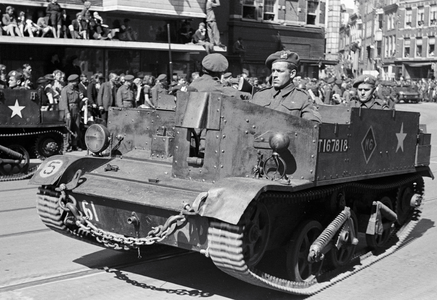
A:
[{"xmin": 39, "ymin": 159, "xmax": 64, "ymax": 178}]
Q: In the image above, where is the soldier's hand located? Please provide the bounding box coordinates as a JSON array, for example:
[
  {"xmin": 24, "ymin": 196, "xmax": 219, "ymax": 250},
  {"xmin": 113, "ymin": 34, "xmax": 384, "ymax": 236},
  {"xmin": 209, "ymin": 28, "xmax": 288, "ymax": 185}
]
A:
[{"xmin": 99, "ymin": 106, "xmax": 104, "ymax": 111}]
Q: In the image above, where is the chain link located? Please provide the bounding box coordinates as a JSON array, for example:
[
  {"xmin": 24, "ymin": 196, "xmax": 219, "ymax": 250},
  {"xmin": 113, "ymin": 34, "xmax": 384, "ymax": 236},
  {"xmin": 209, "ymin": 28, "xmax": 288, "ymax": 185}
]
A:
[{"xmin": 58, "ymin": 190, "xmax": 193, "ymax": 250}]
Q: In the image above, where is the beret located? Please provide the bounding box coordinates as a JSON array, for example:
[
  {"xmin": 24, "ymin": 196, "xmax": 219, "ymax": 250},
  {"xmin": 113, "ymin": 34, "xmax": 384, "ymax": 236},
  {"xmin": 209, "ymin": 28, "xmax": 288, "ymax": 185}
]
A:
[
  {"xmin": 0, "ymin": 64, "xmax": 6, "ymax": 71},
  {"xmin": 124, "ymin": 74, "xmax": 134, "ymax": 81},
  {"xmin": 67, "ymin": 74, "xmax": 79, "ymax": 82},
  {"xmin": 353, "ymin": 74, "xmax": 377, "ymax": 88},
  {"xmin": 8, "ymin": 71, "xmax": 23, "ymax": 80},
  {"xmin": 202, "ymin": 53, "xmax": 229, "ymax": 73},
  {"xmin": 265, "ymin": 50, "xmax": 300, "ymax": 69},
  {"xmin": 157, "ymin": 74, "xmax": 167, "ymax": 81},
  {"xmin": 327, "ymin": 77, "xmax": 335, "ymax": 84}
]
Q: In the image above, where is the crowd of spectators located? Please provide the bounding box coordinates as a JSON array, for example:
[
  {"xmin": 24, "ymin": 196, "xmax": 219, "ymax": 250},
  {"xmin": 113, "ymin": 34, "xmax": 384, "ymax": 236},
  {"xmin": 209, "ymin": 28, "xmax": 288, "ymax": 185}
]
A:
[{"xmin": 0, "ymin": 1, "xmax": 134, "ymax": 41}]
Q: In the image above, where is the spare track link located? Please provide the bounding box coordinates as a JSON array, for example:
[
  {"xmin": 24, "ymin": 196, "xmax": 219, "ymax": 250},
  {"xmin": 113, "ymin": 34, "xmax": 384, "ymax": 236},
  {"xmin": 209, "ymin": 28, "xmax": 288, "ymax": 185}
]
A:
[{"xmin": 208, "ymin": 175, "xmax": 424, "ymax": 296}]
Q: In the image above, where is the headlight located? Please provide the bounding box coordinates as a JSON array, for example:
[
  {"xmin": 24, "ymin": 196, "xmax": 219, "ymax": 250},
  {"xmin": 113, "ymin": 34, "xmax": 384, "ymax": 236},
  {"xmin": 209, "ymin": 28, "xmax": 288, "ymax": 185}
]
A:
[{"xmin": 85, "ymin": 124, "xmax": 110, "ymax": 154}]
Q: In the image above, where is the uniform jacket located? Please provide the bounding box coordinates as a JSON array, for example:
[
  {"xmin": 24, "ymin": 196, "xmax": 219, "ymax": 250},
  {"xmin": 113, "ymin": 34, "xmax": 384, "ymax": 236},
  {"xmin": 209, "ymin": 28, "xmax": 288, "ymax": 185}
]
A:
[
  {"xmin": 251, "ymin": 82, "xmax": 321, "ymax": 123},
  {"xmin": 97, "ymin": 81, "xmax": 115, "ymax": 110},
  {"xmin": 349, "ymin": 97, "xmax": 389, "ymax": 110},
  {"xmin": 188, "ymin": 74, "xmax": 248, "ymax": 99},
  {"xmin": 116, "ymin": 84, "xmax": 134, "ymax": 107},
  {"xmin": 59, "ymin": 84, "xmax": 81, "ymax": 112}
]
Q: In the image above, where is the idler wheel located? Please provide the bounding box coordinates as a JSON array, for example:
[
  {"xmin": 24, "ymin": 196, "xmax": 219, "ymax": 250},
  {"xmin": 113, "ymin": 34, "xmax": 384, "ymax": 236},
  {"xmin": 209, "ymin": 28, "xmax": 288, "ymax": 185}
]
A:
[
  {"xmin": 242, "ymin": 202, "xmax": 271, "ymax": 267},
  {"xmin": 329, "ymin": 210, "xmax": 358, "ymax": 267},
  {"xmin": 366, "ymin": 196, "xmax": 394, "ymax": 249},
  {"xmin": 286, "ymin": 220, "xmax": 323, "ymax": 282}
]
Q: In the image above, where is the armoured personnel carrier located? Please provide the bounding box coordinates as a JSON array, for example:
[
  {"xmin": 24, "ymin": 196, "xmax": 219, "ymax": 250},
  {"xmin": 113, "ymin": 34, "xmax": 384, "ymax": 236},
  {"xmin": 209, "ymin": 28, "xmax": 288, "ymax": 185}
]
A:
[
  {"xmin": 31, "ymin": 92, "xmax": 432, "ymax": 295},
  {"xmin": 0, "ymin": 89, "xmax": 68, "ymax": 180}
]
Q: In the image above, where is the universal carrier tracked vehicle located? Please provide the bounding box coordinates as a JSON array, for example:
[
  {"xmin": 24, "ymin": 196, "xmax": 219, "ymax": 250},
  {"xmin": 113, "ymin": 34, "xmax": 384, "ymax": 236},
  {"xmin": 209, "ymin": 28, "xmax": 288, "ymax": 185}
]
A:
[
  {"xmin": 1, "ymin": 89, "xmax": 68, "ymax": 180},
  {"xmin": 32, "ymin": 92, "xmax": 433, "ymax": 295}
]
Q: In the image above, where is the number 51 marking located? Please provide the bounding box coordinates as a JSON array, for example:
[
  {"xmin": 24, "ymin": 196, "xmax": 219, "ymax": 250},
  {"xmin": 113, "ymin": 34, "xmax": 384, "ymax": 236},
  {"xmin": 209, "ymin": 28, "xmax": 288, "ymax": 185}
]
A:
[{"xmin": 81, "ymin": 200, "xmax": 100, "ymax": 222}]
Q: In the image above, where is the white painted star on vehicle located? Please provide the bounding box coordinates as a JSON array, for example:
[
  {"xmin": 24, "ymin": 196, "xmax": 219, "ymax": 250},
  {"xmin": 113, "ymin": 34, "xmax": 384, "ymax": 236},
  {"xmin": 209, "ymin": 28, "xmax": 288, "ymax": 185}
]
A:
[
  {"xmin": 396, "ymin": 123, "xmax": 407, "ymax": 152},
  {"xmin": 8, "ymin": 99, "xmax": 25, "ymax": 118}
]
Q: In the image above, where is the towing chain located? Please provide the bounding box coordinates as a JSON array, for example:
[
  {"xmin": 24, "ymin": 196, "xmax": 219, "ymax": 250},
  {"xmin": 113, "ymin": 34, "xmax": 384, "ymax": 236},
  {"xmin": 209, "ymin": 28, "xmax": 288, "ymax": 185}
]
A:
[{"xmin": 57, "ymin": 188, "xmax": 196, "ymax": 250}]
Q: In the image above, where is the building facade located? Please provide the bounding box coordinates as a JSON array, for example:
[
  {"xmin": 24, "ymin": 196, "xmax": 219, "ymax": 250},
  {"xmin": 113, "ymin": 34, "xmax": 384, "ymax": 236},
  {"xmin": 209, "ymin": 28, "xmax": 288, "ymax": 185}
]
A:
[{"xmin": 0, "ymin": 0, "xmax": 329, "ymax": 81}]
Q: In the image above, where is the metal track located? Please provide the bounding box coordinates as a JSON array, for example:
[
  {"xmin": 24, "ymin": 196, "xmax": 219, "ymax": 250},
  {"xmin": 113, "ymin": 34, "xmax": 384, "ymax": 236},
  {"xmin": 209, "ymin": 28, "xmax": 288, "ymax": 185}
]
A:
[
  {"xmin": 207, "ymin": 175, "xmax": 424, "ymax": 296},
  {"xmin": 0, "ymin": 129, "xmax": 67, "ymax": 182},
  {"xmin": 35, "ymin": 175, "xmax": 424, "ymax": 295}
]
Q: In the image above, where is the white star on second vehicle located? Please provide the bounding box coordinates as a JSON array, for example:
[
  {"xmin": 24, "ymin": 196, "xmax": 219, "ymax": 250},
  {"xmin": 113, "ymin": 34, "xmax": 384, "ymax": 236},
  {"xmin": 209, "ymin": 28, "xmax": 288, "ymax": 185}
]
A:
[
  {"xmin": 396, "ymin": 123, "xmax": 407, "ymax": 152},
  {"xmin": 8, "ymin": 99, "xmax": 25, "ymax": 118}
]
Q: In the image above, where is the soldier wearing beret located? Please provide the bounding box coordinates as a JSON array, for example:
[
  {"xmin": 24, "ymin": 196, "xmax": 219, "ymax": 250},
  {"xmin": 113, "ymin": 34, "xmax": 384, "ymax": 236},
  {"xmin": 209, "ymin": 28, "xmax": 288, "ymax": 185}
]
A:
[
  {"xmin": 60, "ymin": 74, "xmax": 83, "ymax": 151},
  {"xmin": 250, "ymin": 50, "xmax": 321, "ymax": 123},
  {"xmin": 189, "ymin": 53, "xmax": 249, "ymax": 99},
  {"xmin": 349, "ymin": 75, "xmax": 388, "ymax": 110},
  {"xmin": 7, "ymin": 71, "xmax": 25, "ymax": 90},
  {"xmin": 116, "ymin": 74, "xmax": 135, "ymax": 108}
]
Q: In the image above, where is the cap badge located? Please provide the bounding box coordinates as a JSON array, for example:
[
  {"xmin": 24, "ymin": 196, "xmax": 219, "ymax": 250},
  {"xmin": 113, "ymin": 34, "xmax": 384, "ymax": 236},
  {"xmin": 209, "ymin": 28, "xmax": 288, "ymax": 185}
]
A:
[{"xmin": 280, "ymin": 52, "xmax": 288, "ymax": 59}]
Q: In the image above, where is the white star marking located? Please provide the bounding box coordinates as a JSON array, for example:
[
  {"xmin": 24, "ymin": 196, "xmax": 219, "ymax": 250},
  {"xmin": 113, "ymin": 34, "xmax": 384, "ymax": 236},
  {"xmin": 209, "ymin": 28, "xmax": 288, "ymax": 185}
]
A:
[
  {"xmin": 8, "ymin": 99, "xmax": 25, "ymax": 118},
  {"xmin": 396, "ymin": 123, "xmax": 407, "ymax": 152}
]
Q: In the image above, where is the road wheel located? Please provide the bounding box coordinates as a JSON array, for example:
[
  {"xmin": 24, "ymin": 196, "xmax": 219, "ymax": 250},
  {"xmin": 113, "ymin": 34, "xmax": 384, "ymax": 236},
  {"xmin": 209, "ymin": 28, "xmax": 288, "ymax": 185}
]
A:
[
  {"xmin": 34, "ymin": 133, "xmax": 63, "ymax": 160},
  {"xmin": 286, "ymin": 220, "xmax": 323, "ymax": 282},
  {"xmin": 0, "ymin": 144, "xmax": 30, "ymax": 175}
]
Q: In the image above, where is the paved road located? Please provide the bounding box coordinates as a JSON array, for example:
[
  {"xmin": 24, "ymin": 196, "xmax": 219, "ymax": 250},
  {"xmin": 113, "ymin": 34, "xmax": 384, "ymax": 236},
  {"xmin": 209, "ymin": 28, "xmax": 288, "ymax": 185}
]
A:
[{"xmin": 1, "ymin": 103, "xmax": 436, "ymax": 300}]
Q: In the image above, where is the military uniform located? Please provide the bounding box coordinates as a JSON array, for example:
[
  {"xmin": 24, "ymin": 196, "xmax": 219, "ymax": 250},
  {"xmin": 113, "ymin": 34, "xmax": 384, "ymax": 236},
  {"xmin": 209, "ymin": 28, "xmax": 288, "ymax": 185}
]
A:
[
  {"xmin": 349, "ymin": 74, "xmax": 389, "ymax": 110},
  {"xmin": 251, "ymin": 83, "xmax": 321, "ymax": 122},
  {"xmin": 60, "ymin": 74, "xmax": 83, "ymax": 150},
  {"xmin": 116, "ymin": 74, "xmax": 135, "ymax": 108},
  {"xmin": 250, "ymin": 50, "xmax": 321, "ymax": 123},
  {"xmin": 349, "ymin": 98, "xmax": 388, "ymax": 109}
]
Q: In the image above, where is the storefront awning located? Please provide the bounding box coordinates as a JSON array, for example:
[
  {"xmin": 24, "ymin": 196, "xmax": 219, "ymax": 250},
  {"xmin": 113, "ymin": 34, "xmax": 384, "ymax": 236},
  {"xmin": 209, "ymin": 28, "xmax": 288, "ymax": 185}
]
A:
[{"xmin": 403, "ymin": 62, "xmax": 432, "ymax": 67}]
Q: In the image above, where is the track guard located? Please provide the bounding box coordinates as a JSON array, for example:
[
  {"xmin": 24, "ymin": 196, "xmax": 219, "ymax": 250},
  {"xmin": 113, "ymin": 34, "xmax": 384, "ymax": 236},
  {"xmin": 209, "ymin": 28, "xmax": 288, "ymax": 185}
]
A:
[
  {"xmin": 192, "ymin": 177, "xmax": 310, "ymax": 225},
  {"xmin": 29, "ymin": 155, "xmax": 111, "ymax": 186}
]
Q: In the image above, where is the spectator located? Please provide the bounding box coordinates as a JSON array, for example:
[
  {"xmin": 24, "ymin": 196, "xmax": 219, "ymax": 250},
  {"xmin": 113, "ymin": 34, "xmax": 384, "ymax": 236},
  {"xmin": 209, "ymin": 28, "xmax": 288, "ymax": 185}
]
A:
[
  {"xmin": 87, "ymin": 73, "xmax": 103, "ymax": 117},
  {"xmin": 191, "ymin": 71, "xmax": 200, "ymax": 82},
  {"xmin": 233, "ymin": 37, "xmax": 246, "ymax": 64},
  {"xmin": 41, "ymin": 74, "xmax": 57, "ymax": 110},
  {"xmin": 179, "ymin": 19, "xmax": 193, "ymax": 43},
  {"xmin": 0, "ymin": 64, "xmax": 7, "ymax": 88},
  {"xmin": 205, "ymin": 0, "xmax": 225, "ymax": 48},
  {"xmin": 46, "ymin": 0, "xmax": 62, "ymax": 38},
  {"xmin": 141, "ymin": 75, "xmax": 156, "ymax": 108},
  {"xmin": 97, "ymin": 72, "xmax": 118, "ymax": 124},
  {"xmin": 116, "ymin": 74, "xmax": 135, "ymax": 107},
  {"xmin": 8, "ymin": 71, "xmax": 25, "ymax": 89},
  {"xmin": 119, "ymin": 18, "xmax": 137, "ymax": 41},
  {"xmin": 52, "ymin": 69, "xmax": 64, "ymax": 105},
  {"xmin": 22, "ymin": 64, "xmax": 33, "ymax": 89},
  {"xmin": 37, "ymin": 11, "xmax": 55, "ymax": 38},
  {"xmin": 90, "ymin": 12, "xmax": 110, "ymax": 39},
  {"xmin": 60, "ymin": 10, "xmax": 71, "ymax": 38},
  {"xmin": 69, "ymin": 12, "xmax": 86, "ymax": 39},
  {"xmin": 20, "ymin": 11, "xmax": 41, "ymax": 37},
  {"xmin": 192, "ymin": 22, "xmax": 213, "ymax": 54},
  {"xmin": 2, "ymin": 6, "xmax": 23, "ymax": 37},
  {"xmin": 78, "ymin": 73, "xmax": 88, "ymax": 96}
]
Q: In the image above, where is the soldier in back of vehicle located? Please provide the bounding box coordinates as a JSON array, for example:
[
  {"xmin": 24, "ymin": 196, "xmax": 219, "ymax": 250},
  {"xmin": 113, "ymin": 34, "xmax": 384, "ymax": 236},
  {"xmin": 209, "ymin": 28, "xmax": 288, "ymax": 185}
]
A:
[
  {"xmin": 250, "ymin": 50, "xmax": 321, "ymax": 123},
  {"xmin": 7, "ymin": 71, "xmax": 26, "ymax": 90},
  {"xmin": 188, "ymin": 53, "xmax": 250, "ymax": 99},
  {"xmin": 349, "ymin": 75, "xmax": 389, "ymax": 110}
]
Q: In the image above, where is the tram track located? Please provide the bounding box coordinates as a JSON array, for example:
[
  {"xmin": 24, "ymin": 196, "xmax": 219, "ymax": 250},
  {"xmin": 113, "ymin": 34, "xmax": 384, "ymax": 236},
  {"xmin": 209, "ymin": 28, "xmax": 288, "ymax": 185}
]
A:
[{"xmin": 0, "ymin": 246, "xmax": 190, "ymax": 293}]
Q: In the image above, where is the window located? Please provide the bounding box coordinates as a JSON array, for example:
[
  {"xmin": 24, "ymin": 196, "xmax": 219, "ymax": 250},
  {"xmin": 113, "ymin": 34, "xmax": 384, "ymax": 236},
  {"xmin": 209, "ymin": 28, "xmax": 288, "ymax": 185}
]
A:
[
  {"xmin": 403, "ymin": 40, "xmax": 410, "ymax": 58},
  {"xmin": 307, "ymin": 0, "xmax": 319, "ymax": 25},
  {"xmin": 429, "ymin": 37, "xmax": 435, "ymax": 57},
  {"xmin": 431, "ymin": 6, "xmax": 437, "ymax": 25},
  {"xmin": 241, "ymin": 0, "xmax": 278, "ymax": 22},
  {"xmin": 418, "ymin": 7, "xmax": 424, "ymax": 27},
  {"xmin": 416, "ymin": 38, "xmax": 422, "ymax": 57},
  {"xmin": 405, "ymin": 8, "xmax": 412, "ymax": 28}
]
